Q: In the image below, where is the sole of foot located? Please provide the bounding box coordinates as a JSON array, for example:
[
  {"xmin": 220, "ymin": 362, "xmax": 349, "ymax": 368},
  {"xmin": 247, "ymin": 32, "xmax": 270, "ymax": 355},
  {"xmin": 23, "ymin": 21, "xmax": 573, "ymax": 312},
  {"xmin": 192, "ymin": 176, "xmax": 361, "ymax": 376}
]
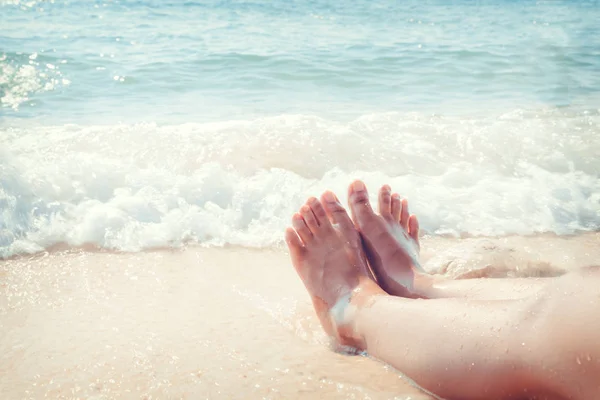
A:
[{"xmin": 285, "ymin": 194, "xmax": 386, "ymax": 350}]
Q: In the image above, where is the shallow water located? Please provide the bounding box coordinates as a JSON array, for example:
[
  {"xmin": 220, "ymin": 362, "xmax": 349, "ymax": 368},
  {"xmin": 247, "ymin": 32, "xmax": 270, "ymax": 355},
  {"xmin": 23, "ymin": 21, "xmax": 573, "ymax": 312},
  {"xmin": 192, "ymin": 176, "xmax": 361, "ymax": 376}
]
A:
[{"xmin": 2, "ymin": 0, "xmax": 600, "ymax": 122}]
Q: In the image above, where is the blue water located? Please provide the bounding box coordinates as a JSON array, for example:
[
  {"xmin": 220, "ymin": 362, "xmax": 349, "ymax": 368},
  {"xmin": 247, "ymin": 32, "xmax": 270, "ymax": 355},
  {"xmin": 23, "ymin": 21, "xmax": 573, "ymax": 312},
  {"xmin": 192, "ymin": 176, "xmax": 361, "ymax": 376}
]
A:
[
  {"xmin": 3, "ymin": 0, "xmax": 600, "ymax": 122},
  {"xmin": 1, "ymin": 0, "xmax": 600, "ymax": 257}
]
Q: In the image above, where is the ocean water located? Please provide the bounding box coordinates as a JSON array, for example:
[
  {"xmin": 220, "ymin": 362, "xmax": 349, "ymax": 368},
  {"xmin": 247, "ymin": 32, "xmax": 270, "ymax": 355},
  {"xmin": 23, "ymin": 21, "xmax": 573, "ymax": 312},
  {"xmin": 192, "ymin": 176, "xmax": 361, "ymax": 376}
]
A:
[{"xmin": 2, "ymin": 0, "xmax": 600, "ymax": 258}]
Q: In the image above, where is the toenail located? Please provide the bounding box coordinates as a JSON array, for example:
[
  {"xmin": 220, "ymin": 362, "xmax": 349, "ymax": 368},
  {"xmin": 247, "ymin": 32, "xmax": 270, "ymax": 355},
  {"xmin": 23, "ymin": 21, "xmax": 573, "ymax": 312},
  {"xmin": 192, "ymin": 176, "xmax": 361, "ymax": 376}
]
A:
[
  {"xmin": 392, "ymin": 193, "xmax": 400, "ymax": 200},
  {"xmin": 323, "ymin": 191, "xmax": 337, "ymax": 203},
  {"xmin": 352, "ymin": 181, "xmax": 365, "ymax": 191}
]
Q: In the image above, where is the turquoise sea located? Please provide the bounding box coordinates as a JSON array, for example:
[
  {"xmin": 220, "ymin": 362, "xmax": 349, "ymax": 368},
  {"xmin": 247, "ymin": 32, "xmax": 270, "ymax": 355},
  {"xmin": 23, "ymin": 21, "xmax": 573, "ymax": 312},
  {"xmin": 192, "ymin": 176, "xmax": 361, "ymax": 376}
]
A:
[{"xmin": 1, "ymin": 0, "xmax": 600, "ymax": 257}]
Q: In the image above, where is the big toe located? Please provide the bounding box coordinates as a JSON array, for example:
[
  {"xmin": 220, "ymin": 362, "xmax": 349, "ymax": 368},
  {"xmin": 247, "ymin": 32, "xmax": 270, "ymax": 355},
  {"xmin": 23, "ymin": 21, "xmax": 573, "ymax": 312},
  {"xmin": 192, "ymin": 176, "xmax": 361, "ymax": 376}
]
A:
[
  {"xmin": 285, "ymin": 227, "xmax": 306, "ymax": 272},
  {"xmin": 347, "ymin": 180, "xmax": 377, "ymax": 229}
]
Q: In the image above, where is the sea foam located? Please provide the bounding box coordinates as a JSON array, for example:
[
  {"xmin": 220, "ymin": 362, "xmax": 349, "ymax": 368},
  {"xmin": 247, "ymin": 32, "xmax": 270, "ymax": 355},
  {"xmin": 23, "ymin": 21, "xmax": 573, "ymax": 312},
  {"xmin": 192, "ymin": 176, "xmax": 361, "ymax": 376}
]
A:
[{"xmin": 1, "ymin": 109, "xmax": 599, "ymax": 258}]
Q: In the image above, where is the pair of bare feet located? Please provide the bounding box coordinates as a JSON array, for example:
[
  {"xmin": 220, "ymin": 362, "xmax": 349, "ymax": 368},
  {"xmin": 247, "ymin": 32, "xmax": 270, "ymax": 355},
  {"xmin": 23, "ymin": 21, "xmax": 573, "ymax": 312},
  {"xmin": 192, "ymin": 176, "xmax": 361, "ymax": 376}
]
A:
[{"xmin": 285, "ymin": 180, "xmax": 423, "ymax": 349}]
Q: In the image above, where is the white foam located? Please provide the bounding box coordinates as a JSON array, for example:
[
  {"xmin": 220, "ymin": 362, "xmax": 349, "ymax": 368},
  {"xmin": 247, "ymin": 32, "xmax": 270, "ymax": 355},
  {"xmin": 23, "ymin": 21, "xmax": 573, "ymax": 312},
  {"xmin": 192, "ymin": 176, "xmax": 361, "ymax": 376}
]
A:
[{"xmin": 1, "ymin": 109, "xmax": 599, "ymax": 258}]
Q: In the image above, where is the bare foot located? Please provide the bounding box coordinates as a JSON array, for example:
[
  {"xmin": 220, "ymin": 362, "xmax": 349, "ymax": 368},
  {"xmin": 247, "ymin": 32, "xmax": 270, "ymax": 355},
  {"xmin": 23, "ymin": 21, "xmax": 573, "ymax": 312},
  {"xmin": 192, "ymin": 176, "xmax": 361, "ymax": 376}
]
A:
[
  {"xmin": 347, "ymin": 180, "xmax": 424, "ymax": 298},
  {"xmin": 285, "ymin": 194, "xmax": 385, "ymax": 349}
]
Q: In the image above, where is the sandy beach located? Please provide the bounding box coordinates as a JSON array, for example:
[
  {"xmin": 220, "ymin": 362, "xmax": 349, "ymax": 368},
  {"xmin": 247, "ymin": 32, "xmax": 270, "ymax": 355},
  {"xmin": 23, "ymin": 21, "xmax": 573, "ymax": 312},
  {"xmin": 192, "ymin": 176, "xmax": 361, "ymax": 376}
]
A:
[
  {"xmin": 3, "ymin": 0, "xmax": 600, "ymax": 398},
  {"xmin": 1, "ymin": 233, "xmax": 598, "ymax": 399}
]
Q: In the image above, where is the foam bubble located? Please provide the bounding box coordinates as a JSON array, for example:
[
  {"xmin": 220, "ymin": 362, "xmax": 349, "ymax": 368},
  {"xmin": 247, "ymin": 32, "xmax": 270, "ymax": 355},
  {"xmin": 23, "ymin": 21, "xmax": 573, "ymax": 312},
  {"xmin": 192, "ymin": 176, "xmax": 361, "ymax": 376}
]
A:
[{"xmin": 1, "ymin": 109, "xmax": 599, "ymax": 258}]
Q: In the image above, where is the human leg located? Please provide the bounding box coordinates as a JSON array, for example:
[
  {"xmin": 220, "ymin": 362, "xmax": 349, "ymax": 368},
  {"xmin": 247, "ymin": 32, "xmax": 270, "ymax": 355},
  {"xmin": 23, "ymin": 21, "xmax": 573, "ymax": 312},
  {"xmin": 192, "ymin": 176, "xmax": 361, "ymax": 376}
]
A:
[
  {"xmin": 286, "ymin": 194, "xmax": 600, "ymax": 399},
  {"xmin": 354, "ymin": 268, "xmax": 600, "ymax": 399},
  {"xmin": 286, "ymin": 194, "xmax": 575, "ymax": 399}
]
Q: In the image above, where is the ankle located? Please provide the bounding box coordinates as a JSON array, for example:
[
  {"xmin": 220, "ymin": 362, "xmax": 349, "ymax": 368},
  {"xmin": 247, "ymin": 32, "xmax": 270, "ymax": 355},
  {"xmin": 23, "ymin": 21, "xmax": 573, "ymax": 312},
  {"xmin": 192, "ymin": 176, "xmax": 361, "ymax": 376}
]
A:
[
  {"xmin": 353, "ymin": 277, "xmax": 387, "ymax": 306},
  {"xmin": 329, "ymin": 279, "xmax": 387, "ymax": 350}
]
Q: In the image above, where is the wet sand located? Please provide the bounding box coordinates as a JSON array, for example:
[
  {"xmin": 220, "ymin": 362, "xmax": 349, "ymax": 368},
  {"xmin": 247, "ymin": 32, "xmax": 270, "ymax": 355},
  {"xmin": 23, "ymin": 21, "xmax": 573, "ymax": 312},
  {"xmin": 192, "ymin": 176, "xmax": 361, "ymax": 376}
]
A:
[{"xmin": 1, "ymin": 233, "xmax": 599, "ymax": 399}]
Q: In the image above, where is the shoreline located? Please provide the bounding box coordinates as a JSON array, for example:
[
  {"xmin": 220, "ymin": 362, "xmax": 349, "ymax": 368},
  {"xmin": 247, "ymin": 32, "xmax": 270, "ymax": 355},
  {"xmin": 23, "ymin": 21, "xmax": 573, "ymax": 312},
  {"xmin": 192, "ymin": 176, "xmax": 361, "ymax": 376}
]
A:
[
  {"xmin": 2, "ymin": 230, "xmax": 599, "ymax": 261},
  {"xmin": 3, "ymin": 231, "xmax": 598, "ymax": 275}
]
